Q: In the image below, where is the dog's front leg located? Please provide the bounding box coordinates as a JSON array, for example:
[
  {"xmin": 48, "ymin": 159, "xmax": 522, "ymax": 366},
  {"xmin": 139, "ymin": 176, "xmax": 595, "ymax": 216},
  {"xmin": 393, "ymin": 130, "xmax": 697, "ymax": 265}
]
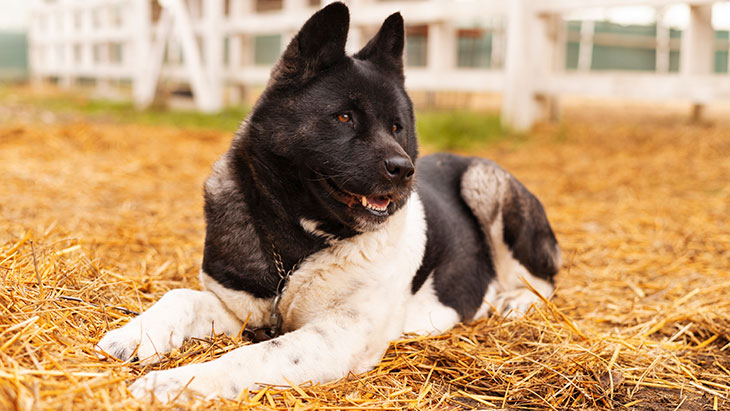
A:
[
  {"xmin": 95, "ymin": 289, "xmax": 245, "ymax": 364},
  {"xmin": 129, "ymin": 315, "xmax": 392, "ymax": 403}
]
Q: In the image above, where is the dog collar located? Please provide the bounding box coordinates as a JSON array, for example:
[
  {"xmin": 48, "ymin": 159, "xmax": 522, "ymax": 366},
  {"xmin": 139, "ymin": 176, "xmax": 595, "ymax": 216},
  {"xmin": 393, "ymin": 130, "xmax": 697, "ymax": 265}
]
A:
[{"xmin": 243, "ymin": 244, "xmax": 301, "ymax": 343}]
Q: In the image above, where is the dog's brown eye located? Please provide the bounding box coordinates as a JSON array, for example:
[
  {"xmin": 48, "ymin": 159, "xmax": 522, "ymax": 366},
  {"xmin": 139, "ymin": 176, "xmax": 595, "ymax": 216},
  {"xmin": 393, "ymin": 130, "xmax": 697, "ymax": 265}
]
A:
[
  {"xmin": 393, "ymin": 123, "xmax": 401, "ymax": 133},
  {"xmin": 337, "ymin": 113, "xmax": 351, "ymax": 123}
]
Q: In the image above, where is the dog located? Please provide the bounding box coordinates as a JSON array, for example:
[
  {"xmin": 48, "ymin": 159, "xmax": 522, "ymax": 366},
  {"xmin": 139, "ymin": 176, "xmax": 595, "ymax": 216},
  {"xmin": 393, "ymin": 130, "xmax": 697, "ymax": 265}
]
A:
[{"xmin": 95, "ymin": 2, "xmax": 561, "ymax": 403}]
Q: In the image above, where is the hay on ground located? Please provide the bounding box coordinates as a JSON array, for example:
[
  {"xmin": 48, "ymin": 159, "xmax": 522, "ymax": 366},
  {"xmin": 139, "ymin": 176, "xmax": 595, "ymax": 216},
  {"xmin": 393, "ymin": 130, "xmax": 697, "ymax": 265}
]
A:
[{"xmin": 1, "ymin": 104, "xmax": 729, "ymax": 410}]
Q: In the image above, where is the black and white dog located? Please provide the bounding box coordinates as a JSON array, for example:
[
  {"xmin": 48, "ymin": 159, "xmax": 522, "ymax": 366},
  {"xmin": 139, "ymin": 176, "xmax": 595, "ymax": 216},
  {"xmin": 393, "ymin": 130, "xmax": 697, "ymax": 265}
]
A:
[{"xmin": 96, "ymin": 2, "xmax": 560, "ymax": 402}]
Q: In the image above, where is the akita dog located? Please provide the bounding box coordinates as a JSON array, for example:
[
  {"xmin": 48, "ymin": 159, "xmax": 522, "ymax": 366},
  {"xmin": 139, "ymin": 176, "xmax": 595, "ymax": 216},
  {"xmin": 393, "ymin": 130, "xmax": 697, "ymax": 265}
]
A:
[{"xmin": 96, "ymin": 2, "xmax": 561, "ymax": 402}]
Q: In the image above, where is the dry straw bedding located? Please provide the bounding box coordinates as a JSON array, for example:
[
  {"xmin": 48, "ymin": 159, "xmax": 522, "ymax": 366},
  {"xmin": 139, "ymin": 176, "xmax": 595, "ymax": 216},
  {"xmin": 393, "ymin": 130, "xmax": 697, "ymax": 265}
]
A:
[{"xmin": 1, "ymin": 108, "xmax": 729, "ymax": 410}]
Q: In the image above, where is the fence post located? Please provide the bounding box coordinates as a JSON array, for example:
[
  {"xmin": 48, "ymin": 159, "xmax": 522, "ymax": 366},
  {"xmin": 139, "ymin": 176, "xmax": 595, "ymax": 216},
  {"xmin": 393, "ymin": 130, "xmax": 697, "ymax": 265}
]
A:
[
  {"xmin": 134, "ymin": 5, "xmax": 174, "ymax": 109},
  {"xmin": 204, "ymin": 0, "xmax": 225, "ymax": 110},
  {"xmin": 427, "ymin": 21, "xmax": 457, "ymax": 76},
  {"xmin": 60, "ymin": 5, "xmax": 73, "ymax": 88},
  {"xmin": 166, "ymin": 0, "xmax": 220, "ymax": 112},
  {"xmin": 681, "ymin": 4, "xmax": 714, "ymax": 121},
  {"xmin": 490, "ymin": 20, "xmax": 506, "ymax": 69},
  {"xmin": 578, "ymin": 20, "xmax": 594, "ymax": 72},
  {"xmin": 132, "ymin": 0, "xmax": 152, "ymax": 106},
  {"xmin": 502, "ymin": 0, "xmax": 533, "ymax": 132},
  {"xmin": 655, "ymin": 7, "xmax": 670, "ymax": 73},
  {"xmin": 502, "ymin": 0, "xmax": 561, "ymax": 131}
]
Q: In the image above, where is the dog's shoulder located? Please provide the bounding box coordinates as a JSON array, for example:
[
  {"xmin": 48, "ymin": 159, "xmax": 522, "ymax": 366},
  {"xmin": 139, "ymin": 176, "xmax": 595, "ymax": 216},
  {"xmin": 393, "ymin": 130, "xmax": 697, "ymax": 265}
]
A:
[{"xmin": 201, "ymin": 151, "xmax": 275, "ymax": 298}]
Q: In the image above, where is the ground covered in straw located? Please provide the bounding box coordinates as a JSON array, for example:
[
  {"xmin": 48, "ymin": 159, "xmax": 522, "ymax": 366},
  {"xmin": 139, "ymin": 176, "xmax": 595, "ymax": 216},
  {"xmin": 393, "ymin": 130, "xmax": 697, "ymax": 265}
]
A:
[{"xmin": 1, "ymin": 97, "xmax": 729, "ymax": 410}]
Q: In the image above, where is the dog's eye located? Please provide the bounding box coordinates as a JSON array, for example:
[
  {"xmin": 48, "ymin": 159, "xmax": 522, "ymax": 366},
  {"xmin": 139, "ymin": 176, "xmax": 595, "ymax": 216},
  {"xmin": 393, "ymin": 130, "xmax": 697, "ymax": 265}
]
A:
[
  {"xmin": 337, "ymin": 113, "xmax": 351, "ymax": 123},
  {"xmin": 392, "ymin": 123, "xmax": 402, "ymax": 133}
]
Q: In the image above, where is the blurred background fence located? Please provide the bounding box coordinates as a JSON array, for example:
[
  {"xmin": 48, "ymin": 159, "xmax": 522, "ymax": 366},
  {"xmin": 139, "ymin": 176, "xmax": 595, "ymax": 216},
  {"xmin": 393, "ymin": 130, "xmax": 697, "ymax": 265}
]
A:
[{"xmin": 2, "ymin": 0, "xmax": 730, "ymax": 130}]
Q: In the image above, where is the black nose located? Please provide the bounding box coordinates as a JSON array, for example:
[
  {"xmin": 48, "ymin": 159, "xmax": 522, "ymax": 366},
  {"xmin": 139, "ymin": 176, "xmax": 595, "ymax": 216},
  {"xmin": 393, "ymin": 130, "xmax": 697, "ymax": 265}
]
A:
[{"xmin": 383, "ymin": 156, "xmax": 415, "ymax": 182}]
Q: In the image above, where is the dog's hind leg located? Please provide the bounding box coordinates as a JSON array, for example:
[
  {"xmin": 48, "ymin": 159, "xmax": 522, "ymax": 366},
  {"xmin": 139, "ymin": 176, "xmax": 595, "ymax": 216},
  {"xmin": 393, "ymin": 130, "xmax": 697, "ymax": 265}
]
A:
[
  {"xmin": 95, "ymin": 288, "xmax": 247, "ymax": 364},
  {"xmin": 461, "ymin": 159, "xmax": 561, "ymax": 317}
]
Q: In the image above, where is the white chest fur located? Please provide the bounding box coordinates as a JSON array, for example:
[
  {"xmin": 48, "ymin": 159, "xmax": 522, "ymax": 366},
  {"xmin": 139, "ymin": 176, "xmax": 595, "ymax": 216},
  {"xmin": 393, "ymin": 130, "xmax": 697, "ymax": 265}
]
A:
[{"xmin": 281, "ymin": 194, "xmax": 428, "ymax": 337}]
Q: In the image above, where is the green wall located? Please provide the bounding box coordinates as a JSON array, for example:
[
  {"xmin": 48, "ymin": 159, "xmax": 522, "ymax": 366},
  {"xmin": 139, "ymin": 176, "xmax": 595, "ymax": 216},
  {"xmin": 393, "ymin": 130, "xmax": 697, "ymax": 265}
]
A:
[
  {"xmin": 0, "ymin": 31, "xmax": 28, "ymax": 82},
  {"xmin": 564, "ymin": 21, "xmax": 729, "ymax": 73}
]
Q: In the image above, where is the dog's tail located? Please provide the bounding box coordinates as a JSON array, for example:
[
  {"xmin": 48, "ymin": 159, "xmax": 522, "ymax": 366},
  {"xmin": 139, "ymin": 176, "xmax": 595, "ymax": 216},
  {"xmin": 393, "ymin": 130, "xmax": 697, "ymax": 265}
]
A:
[{"xmin": 460, "ymin": 159, "xmax": 562, "ymax": 282}]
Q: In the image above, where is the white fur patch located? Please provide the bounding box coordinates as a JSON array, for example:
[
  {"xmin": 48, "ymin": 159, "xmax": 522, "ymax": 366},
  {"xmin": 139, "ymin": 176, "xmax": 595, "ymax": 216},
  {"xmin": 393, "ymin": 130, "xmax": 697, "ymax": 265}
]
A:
[
  {"xmin": 200, "ymin": 271, "xmax": 272, "ymax": 328},
  {"xmin": 94, "ymin": 289, "xmax": 244, "ymax": 364},
  {"xmin": 299, "ymin": 217, "xmax": 337, "ymax": 243},
  {"xmin": 403, "ymin": 275, "xmax": 460, "ymax": 334},
  {"xmin": 486, "ymin": 211, "xmax": 554, "ymax": 318}
]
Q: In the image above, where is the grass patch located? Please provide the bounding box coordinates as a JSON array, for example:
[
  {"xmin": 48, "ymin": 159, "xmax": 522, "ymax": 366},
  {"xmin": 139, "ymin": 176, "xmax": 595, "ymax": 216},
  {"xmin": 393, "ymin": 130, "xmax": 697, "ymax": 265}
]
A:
[
  {"xmin": 25, "ymin": 92, "xmax": 249, "ymax": 131},
  {"xmin": 416, "ymin": 110, "xmax": 506, "ymax": 151},
  {"xmin": 2, "ymin": 86, "xmax": 512, "ymax": 151},
  {"xmin": 111, "ymin": 103, "xmax": 249, "ymax": 132},
  {"xmin": 74, "ymin": 99, "xmax": 508, "ymax": 152}
]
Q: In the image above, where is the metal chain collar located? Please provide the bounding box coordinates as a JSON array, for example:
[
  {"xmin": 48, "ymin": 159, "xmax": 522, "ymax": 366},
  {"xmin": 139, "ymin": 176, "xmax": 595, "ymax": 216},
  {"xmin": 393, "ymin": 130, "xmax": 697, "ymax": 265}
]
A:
[
  {"xmin": 268, "ymin": 244, "xmax": 301, "ymax": 338},
  {"xmin": 242, "ymin": 244, "xmax": 302, "ymax": 343}
]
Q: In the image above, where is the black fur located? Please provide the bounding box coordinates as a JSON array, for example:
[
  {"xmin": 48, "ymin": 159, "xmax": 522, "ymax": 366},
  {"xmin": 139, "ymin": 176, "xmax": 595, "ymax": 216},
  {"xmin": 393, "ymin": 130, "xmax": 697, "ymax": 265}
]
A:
[
  {"xmin": 413, "ymin": 154, "xmax": 495, "ymax": 320},
  {"xmin": 202, "ymin": 3, "xmax": 417, "ymax": 298},
  {"xmin": 413, "ymin": 153, "xmax": 560, "ymax": 319},
  {"xmin": 500, "ymin": 177, "xmax": 561, "ymax": 280},
  {"xmin": 201, "ymin": 2, "xmax": 559, "ymax": 319}
]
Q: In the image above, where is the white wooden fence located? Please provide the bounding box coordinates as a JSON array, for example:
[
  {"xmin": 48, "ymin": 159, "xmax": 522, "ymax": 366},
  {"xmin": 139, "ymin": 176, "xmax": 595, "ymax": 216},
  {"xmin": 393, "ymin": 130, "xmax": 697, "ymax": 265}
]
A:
[{"xmin": 28, "ymin": 0, "xmax": 730, "ymax": 130}]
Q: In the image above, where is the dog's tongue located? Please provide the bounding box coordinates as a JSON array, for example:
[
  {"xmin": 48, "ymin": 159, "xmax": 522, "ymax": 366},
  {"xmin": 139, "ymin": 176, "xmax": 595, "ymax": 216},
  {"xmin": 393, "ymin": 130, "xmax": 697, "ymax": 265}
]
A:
[{"xmin": 361, "ymin": 195, "xmax": 390, "ymax": 209}]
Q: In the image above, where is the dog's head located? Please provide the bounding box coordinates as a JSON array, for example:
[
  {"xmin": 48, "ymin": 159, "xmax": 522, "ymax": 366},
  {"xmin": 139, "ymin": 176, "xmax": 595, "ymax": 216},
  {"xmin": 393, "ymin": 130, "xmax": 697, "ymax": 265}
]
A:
[{"xmin": 240, "ymin": 2, "xmax": 417, "ymax": 233}]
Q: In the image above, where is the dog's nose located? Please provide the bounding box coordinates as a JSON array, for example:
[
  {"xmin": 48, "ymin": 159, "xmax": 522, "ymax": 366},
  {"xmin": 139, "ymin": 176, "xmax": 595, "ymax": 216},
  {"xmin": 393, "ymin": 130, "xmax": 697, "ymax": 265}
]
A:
[{"xmin": 383, "ymin": 156, "xmax": 415, "ymax": 182}]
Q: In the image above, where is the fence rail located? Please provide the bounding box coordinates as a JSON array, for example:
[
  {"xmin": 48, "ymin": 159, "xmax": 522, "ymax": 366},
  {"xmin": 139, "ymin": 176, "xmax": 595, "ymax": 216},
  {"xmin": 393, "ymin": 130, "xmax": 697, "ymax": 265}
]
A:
[{"xmin": 27, "ymin": 0, "xmax": 730, "ymax": 130}]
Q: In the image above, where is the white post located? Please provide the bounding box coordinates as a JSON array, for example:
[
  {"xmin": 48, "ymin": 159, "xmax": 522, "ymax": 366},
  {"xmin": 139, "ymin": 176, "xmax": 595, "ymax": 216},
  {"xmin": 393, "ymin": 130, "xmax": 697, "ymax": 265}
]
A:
[
  {"xmin": 166, "ymin": 0, "xmax": 220, "ymax": 112},
  {"xmin": 544, "ymin": 14, "xmax": 565, "ymax": 122},
  {"xmin": 61, "ymin": 7, "xmax": 74, "ymax": 88},
  {"xmin": 502, "ymin": 0, "xmax": 535, "ymax": 131},
  {"xmin": 490, "ymin": 20, "xmax": 506, "ymax": 69},
  {"xmin": 681, "ymin": 4, "xmax": 714, "ymax": 120},
  {"xmin": 577, "ymin": 20, "xmax": 594, "ymax": 72},
  {"xmin": 427, "ymin": 21, "xmax": 456, "ymax": 76},
  {"xmin": 134, "ymin": 7, "xmax": 173, "ymax": 108},
  {"xmin": 132, "ymin": 0, "xmax": 152, "ymax": 106},
  {"xmin": 502, "ymin": 0, "xmax": 559, "ymax": 131},
  {"xmin": 204, "ymin": 0, "xmax": 225, "ymax": 110},
  {"xmin": 655, "ymin": 7, "xmax": 670, "ymax": 73},
  {"xmin": 28, "ymin": 7, "xmax": 41, "ymax": 85}
]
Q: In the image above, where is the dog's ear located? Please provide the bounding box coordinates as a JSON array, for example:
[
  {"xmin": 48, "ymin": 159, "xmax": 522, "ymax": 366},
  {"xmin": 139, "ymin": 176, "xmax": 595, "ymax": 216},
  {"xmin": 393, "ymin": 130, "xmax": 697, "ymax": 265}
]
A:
[
  {"xmin": 271, "ymin": 2, "xmax": 349, "ymax": 84},
  {"xmin": 354, "ymin": 12, "xmax": 405, "ymax": 80}
]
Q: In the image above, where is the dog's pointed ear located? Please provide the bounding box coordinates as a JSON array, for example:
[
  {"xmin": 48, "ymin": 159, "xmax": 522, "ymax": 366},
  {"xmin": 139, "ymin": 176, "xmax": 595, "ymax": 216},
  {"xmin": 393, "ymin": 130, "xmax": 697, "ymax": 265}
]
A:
[
  {"xmin": 271, "ymin": 2, "xmax": 349, "ymax": 84},
  {"xmin": 354, "ymin": 12, "xmax": 405, "ymax": 80}
]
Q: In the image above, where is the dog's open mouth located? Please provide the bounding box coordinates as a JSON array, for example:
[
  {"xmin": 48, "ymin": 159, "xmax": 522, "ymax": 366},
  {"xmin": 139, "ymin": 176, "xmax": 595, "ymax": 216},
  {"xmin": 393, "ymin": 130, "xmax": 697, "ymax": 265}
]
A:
[{"xmin": 323, "ymin": 178, "xmax": 392, "ymax": 216}]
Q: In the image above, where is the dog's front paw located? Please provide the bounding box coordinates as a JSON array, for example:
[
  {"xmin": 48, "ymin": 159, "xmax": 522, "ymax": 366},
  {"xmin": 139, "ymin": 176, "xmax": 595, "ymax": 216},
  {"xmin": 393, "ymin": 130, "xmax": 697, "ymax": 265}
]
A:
[
  {"xmin": 130, "ymin": 363, "xmax": 232, "ymax": 404},
  {"xmin": 95, "ymin": 290, "xmax": 204, "ymax": 363},
  {"xmin": 95, "ymin": 317, "xmax": 176, "ymax": 364},
  {"xmin": 94, "ymin": 324, "xmax": 140, "ymax": 362}
]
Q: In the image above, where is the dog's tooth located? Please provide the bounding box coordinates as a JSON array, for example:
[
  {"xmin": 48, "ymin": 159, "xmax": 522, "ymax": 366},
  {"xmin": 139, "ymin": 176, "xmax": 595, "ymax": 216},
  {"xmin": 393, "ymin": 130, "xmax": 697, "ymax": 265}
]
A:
[{"xmin": 361, "ymin": 196, "xmax": 368, "ymax": 207}]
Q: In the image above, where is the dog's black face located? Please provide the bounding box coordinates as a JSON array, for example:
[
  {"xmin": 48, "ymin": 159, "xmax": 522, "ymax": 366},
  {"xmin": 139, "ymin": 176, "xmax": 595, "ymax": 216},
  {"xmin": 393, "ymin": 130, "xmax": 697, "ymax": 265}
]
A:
[
  {"xmin": 291, "ymin": 60, "xmax": 417, "ymax": 230},
  {"xmin": 240, "ymin": 3, "xmax": 418, "ymax": 232}
]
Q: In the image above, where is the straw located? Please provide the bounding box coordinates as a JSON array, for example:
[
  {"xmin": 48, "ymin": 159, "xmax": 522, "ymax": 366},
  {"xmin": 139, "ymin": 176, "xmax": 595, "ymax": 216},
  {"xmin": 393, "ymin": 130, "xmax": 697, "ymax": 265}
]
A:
[{"xmin": 1, "ymin": 102, "xmax": 729, "ymax": 409}]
